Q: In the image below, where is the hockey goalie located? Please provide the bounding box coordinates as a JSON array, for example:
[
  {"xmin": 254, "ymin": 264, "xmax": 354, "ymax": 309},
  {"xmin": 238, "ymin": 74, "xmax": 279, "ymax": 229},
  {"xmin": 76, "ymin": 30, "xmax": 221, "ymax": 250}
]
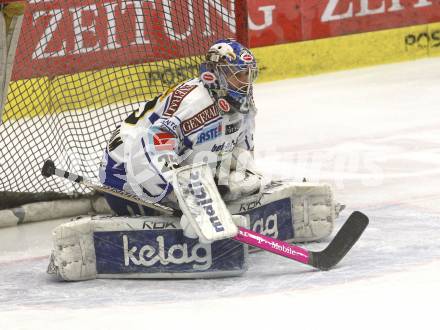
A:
[{"xmin": 48, "ymin": 40, "xmax": 342, "ymax": 281}]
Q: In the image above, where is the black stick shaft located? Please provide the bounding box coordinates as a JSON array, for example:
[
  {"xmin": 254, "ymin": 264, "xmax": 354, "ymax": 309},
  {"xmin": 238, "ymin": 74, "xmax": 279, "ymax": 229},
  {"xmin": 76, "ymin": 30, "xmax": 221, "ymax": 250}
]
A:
[{"xmin": 42, "ymin": 159, "xmax": 175, "ymax": 215}]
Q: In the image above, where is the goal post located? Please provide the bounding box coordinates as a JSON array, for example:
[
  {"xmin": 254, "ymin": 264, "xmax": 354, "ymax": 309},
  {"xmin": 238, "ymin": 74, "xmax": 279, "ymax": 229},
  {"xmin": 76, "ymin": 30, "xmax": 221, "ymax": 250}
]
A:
[
  {"xmin": 0, "ymin": 0, "xmax": 249, "ymax": 217},
  {"xmin": 0, "ymin": 0, "xmax": 25, "ymax": 121}
]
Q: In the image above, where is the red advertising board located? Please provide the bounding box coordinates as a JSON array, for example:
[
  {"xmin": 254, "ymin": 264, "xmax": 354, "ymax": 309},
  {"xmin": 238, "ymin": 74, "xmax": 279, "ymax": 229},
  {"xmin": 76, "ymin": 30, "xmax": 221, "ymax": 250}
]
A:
[
  {"xmin": 12, "ymin": 0, "xmax": 236, "ymax": 80},
  {"xmin": 301, "ymin": 0, "xmax": 440, "ymax": 40},
  {"xmin": 248, "ymin": 0, "xmax": 440, "ymax": 46},
  {"xmin": 9, "ymin": 0, "xmax": 440, "ymax": 80},
  {"xmin": 248, "ymin": 0, "xmax": 302, "ymax": 47}
]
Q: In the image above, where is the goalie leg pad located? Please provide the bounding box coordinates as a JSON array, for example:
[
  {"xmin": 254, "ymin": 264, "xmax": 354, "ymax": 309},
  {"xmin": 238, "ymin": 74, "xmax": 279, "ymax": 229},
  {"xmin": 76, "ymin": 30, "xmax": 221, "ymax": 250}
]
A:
[
  {"xmin": 48, "ymin": 216, "xmax": 248, "ymax": 281},
  {"xmin": 227, "ymin": 180, "xmax": 340, "ymax": 245}
]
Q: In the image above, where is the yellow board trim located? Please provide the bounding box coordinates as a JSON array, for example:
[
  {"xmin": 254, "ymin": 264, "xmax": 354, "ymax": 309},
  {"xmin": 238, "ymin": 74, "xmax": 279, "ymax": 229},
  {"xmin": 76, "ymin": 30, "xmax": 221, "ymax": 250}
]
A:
[
  {"xmin": 253, "ymin": 22, "xmax": 440, "ymax": 83},
  {"xmin": 3, "ymin": 58, "xmax": 199, "ymax": 121}
]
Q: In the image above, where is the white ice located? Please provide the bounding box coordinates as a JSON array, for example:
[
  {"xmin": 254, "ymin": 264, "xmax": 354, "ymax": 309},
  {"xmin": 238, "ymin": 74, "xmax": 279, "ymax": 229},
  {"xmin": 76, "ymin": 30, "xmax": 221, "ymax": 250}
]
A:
[{"xmin": 1, "ymin": 58, "xmax": 440, "ymax": 329}]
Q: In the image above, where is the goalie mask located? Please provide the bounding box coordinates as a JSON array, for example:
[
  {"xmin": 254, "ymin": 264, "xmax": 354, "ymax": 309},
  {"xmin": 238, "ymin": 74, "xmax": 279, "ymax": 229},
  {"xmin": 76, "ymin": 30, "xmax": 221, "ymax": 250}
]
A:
[{"xmin": 200, "ymin": 39, "xmax": 258, "ymax": 113}]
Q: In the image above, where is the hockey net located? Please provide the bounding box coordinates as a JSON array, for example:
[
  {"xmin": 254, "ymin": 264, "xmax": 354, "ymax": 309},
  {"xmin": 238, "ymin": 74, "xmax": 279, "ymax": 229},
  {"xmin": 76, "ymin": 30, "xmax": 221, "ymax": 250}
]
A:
[{"xmin": 0, "ymin": 0, "xmax": 248, "ymax": 210}]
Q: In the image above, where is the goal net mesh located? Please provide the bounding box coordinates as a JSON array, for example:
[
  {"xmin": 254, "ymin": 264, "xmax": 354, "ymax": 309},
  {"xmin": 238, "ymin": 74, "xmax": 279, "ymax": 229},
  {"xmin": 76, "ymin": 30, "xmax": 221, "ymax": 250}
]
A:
[{"xmin": 0, "ymin": 0, "xmax": 247, "ymax": 204}]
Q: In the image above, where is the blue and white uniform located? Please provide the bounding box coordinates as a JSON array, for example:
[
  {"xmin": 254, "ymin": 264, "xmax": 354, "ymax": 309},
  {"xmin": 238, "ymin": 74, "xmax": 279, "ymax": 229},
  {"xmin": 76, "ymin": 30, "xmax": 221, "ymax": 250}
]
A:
[{"xmin": 100, "ymin": 78, "xmax": 255, "ymax": 209}]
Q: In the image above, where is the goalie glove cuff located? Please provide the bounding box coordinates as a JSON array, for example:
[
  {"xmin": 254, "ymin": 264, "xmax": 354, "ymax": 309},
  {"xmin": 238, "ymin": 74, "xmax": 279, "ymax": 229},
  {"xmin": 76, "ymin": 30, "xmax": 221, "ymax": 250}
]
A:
[{"xmin": 221, "ymin": 170, "xmax": 262, "ymax": 202}]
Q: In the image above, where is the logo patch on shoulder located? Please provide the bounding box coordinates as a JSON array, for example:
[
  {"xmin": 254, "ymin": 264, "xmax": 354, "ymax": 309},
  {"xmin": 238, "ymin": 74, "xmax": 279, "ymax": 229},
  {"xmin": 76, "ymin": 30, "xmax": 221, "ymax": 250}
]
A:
[
  {"xmin": 153, "ymin": 132, "xmax": 176, "ymax": 151},
  {"xmin": 149, "ymin": 127, "xmax": 177, "ymax": 151},
  {"xmin": 163, "ymin": 84, "xmax": 197, "ymax": 117},
  {"xmin": 201, "ymin": 72, "xmax": 216, "ymax": 84},
  {"xmin": 217, "ymin": 98, "xmax": 230, "ymax": 113}
]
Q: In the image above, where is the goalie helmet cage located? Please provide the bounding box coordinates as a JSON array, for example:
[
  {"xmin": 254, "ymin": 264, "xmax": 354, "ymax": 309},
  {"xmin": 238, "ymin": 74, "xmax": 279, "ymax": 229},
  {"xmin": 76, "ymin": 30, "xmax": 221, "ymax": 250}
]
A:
[{"xmin": 0, "ymin": 0, "xmax": 249, "ymax": 209}]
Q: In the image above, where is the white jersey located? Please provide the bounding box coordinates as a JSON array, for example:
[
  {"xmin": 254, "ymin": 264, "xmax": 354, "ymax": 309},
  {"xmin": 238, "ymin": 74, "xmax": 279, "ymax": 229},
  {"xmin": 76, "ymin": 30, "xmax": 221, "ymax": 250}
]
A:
[{"xmin": 100, "ymin": 78, "xmax": 255, "ymax": 204}]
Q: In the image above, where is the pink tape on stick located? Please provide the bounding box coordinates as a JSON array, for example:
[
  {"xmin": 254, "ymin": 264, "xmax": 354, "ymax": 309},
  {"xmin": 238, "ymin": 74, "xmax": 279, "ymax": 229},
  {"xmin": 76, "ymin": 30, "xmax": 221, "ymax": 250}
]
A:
[
  {"xmin": 234, "ymin": 226, "xmax": 309, "ymax": 264},
  {"xmin": 233, "ymin": 211, "xmax": 368, "ymax": 270}
]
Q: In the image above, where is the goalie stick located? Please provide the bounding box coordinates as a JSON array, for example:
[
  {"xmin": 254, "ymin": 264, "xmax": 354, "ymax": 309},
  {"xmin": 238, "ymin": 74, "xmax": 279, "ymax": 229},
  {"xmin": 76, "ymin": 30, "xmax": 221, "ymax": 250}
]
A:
[
  {"xmin": 41, "ymin": 159, "xmax": 368, "ymax": 271},
  {"xmin": 41, "ymin": 160, "xmax": 174, "ymax": 215}
]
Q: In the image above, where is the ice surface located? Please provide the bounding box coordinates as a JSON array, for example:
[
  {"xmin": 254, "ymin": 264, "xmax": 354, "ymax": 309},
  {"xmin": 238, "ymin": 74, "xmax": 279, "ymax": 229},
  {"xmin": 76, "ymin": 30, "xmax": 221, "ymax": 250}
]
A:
[{"xmin": 1, "ymin": 58, "xmax": 439, "ymax": 329}]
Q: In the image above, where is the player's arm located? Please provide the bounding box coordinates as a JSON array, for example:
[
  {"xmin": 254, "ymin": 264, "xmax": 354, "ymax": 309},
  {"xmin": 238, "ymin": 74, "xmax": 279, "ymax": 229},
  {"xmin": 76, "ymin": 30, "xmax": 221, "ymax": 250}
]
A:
[
  {"xmin": 123, "ymin": 117, "xmax": 182, "ymax": 204},
  {"xmin": 222, "ymin": 110, "xmax": 263, "ymax": 201}
]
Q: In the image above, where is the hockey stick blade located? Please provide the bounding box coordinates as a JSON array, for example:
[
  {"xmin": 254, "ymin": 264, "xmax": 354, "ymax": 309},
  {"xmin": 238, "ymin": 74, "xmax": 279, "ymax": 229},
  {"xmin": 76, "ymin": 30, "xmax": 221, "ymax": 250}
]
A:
[
  {"xmin": 308, "ymin": 211, "xmax": 369, "ymax": 270},
  {"xmin": 234, "ymin": 211, "xmax": 368, "ymax": 271}
]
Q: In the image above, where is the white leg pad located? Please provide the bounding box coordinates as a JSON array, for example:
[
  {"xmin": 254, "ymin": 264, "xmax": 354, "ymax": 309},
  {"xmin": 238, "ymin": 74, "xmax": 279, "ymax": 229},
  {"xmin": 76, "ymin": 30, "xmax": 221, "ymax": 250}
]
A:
[
  {"xmin": 48, "ymin": 215, "xmax": 248, "ymax": 281},
  {"xmin": 227, "ymin": 180, "xmax": 341, "ymax": 243},
  {"xmin": 48, "ymin": 219, "xmax": 97, "ymax": 281}
]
